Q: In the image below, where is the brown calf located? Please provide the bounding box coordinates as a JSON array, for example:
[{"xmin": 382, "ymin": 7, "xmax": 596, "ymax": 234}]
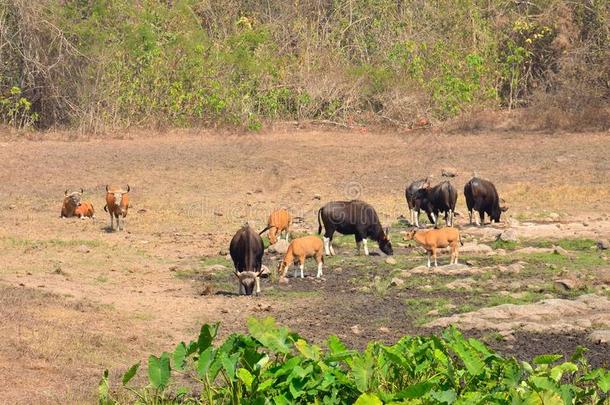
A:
[
  {"xmin": 104, "ymin": 185, "xmax": 130, "ymax": 231},
  {"xmin": 260, "ymin": 209, "xmax": 291, "ymax": 244},
  {"xmin": 404, "ymin": 227, "xmax": 462, "ymax": 268},
  {"xmin": 277, "ymin": 236, "xmax": 324, "ymax": 279}
]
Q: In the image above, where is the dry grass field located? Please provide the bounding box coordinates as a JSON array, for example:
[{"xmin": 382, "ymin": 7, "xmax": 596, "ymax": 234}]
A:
[{"xmin": 1, "ymin": 127, "xmax": 609, "ymax": 403}]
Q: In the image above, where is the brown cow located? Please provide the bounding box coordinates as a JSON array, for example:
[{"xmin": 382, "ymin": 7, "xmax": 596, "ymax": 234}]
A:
[
  {"xmin": 60, "ymin": 189, "xmax": 83, "ymax": 218},
  {"xmin": 74, "ymin": 201, "xmax": 95, "ymax": 219},
  {"xmin": 259, "ymin": 209, "xmax": 291, "ymax": 244},
  {"xmin": 277, "ymin": 236, "xmax": 324, "ymax": 279},
  {"xmin": 404, "ymin": 227, "xmax": 463, "ymax": 268},
  {"xmin": 104, "ymin": 185, "xmax": 130, "ymax": 231}
]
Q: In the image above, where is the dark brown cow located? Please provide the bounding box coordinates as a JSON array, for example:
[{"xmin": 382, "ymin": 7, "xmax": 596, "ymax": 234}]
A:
[
  {"xmin": 229, "ymin": 225, "xmax": 265, "ymax": 295},
  {"xmin": 464, "ymin": 177, "xmax": 508, "ymax": 226}
]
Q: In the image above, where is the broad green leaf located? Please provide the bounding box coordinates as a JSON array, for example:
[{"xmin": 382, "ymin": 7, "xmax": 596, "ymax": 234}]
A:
[
  {"xmin": 173, "ymin": 342, "xmax": 187, "ymax": 371},
  {"xmin": 258, "ymin": 378, "xmax": 274, "ymax": 392},
  {"xmin": 550, "ymin": 362, "xmax": 578, "ymax": 382},
  {"xmin": 197, "ymin": 347, "xmax": 215, "ymax": 378},
  {"xmin": 395, "ymin": 381, "xmax": 434, "ymax": 399},
  {"xmin": 122, "ymin": 362, "xmax": 140, "ymax": 386},
  {"xmin": 295, "ymin": 339, "xmax": 321, "ymax": 361},
  {"xmin": 354, "ymin": 393, "xmax": 383, "ymax": 405},
  {"xmin": 449, "ymin": 338, "xmax": 484, "ymax": 376},
  {"xmin": 533, "ymin": 354, "xmax": 563, "ymax": 365},
  {"xmin": 197, "ymin": 323, "xmax": 219, "ymax": 353},
  {"xmin": 247, "ymin": 317, "xmax": 291, "ymax": 354},
  {"xmin": 148, "ymin": 353, "xmax": 171, "ymax": 389},
  {"xmin": 597, "ymin": 369, "xmax": 610, "ymax": 392},
  {"xmin": 237, "ymin": 368, "xmax": 254, "ymax": 391},
  {"xmin": 176, "ymin": 386, "xmax": 188, "ymax": 396},
  {"xmin": 99, "ymin": 369, "xmax": 110, "ymax": 402},
  {"xmin": 430, "ymin": 389, "xmax": 457, "ymax": 404},
  {"xmin": 351, "ymin": 353, "xmax": 374, "ymax": 393},
  {"xmin": 327, "ymin": 335, "xmax": 347, "ymax": 354}
]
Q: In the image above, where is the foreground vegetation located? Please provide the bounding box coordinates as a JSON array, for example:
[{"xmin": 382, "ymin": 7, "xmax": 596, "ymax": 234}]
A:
[
  {"xmin": 100, "ymin": 318, "xmax": 610, "ymax": 404},
  {"xmin": 1, "ymin": 0, "xmax": 608, "ymax": 131}
]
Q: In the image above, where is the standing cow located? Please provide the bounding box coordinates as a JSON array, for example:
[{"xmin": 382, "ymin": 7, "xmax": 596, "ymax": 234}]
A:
[
  {"xmin": 104, "ymin": 185, "xmax": 130, "ymax": 231},
  {"xmin": 229, "ymin": 225, "xmax": 265, "ymax": 295},
  {"xmin": 413, "ymin": 181, "xmax": 457, "ymax": 227},
  {"xmin": 317, "ymin": 200, "xmax": 393, "ymax": 256},
  {"xmin": 405, "ymin": 177, "xmax": 430, "ymax": 226},
  {"xmin": 464, "ymin": 177, "xmax": 508, "ymax": 226}
]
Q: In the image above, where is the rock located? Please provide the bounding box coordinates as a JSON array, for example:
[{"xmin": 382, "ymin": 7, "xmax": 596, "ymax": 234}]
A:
[
  {"xmin": 588, "ymin": 330, "xmax": 610, "ymax": 344},
  {"xmin": 385, "ymin": 257, "xmax": 397, "ymax": 265},
  {"xmin": 390, "ymin": 277, "xmax": 404, "ymax": 287},
  {"xmin": 350, "ymin": 325, "xmax": 362, "ymax": 335},
  {"xmin": 378, "ymin": 326, "xmax": 390, "ymax": 333},
  {"xmin": 214, "ymin": 211, "xmax": 223, "ymax": 216},
  {"xmin": 497, "ymin": 229, "xmax": 517, "ymax": 242},
  {"xmin": 553, "ymin": 245, "xmax": 572, "ymax": 257},
  {"xmin": 334, "ymin": 267, "xmax": 343, "ymax": 273},
  {"xmin": 499, "ymin": 330, "xmax": 516, "ymax": 342},
  {"xmin": 514, "ymin": 247, "xmax": 554, "ymax": 254},
  {"xmin": 597, "ymin": 239, "xmax": 610, "ymax": 250},
  {"xmin": 548, "ymin": 212, "xmax": 560, "ymax": 220},
  {"xmin": 77, "ymin": 245, "xmax": 91, "ymax": 253},
  {"xmin": 445, "ymin": 278, "xmax": 476, "ymax": 290},
  {"xmin": 508, "ymin": 281, "xmax": 522, "ymax": 290},
  {"xmin": 279, "ymin": 277, "xmax": 290, "ymax": 284},
  {"xmin": 197, "ymin": 283, "xmax": 214, "ymax": 296},
  {"xmin": 460, "ymin": 243, "xmax": 493, "ymax": 254},
  {"xmin": 219, "ymin": 248, "xmax": 228, "ymax": 256},
  {"xmin": 267, "ymin": 239, "xmax": 289, "ymax": 254},
  {"xmin": 554, "ymin": 278, "xmax": 581, "ymax": 290},
  {"xmin": 427, "ymin": 309, "xmax": 440, "ymax": 316},
  {"xmin": 313, "ymin": 194, "xmax": 321, "ymax": 200},
  {"xmin": 582, "ymin": 222, "xmax": 589, "ymax": 227},
  {"xmin": 499, "ymin": 263, "xmax": 523, "ymax": 274}
]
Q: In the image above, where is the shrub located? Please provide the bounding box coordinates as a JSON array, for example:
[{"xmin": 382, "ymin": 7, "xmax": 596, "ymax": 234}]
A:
[{"xmin": 100, "ymin": 318, "xmax": 610, "ymax": 404}]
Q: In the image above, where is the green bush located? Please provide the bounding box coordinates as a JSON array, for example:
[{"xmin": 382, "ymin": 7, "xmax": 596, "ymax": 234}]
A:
[{"xmin": 100, "ymin": 318, "xmax": 610, "ymax": 404}]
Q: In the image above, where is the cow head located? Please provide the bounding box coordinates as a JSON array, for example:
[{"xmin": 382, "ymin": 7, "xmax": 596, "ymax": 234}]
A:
[
  {"xmin": 64, "ymin": 189, "xmax": 83, "ymax": 209},
  {"xmin": 492, "ymin": 199, "xmax": 509, "ymax": 222},
  {"xmin": 234, "ymin": 270, "xmax": 262, "ymax": 295},
  {"xmin": 403, "ymin": 229, "xmax": 417, "ymax": 241},
  {"xmin": 378, "ymin": 227, "xmax": 393, "ymax": 255}
]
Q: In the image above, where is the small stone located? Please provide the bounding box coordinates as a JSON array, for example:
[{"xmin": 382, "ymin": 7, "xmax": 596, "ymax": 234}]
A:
[
  {"xmin": 390, "ymin": 277, "xmax": 404, "ymax": 287},
  {"xmin": 497, "ymin": 229, "xmax": 518, "ymax": 242},
  {"xmin": 385, "ymin": 257, "xmax": 397, "ymax": 265},
  {"xmin": 205, "ymin": 264, "xmax": 228, "ymax": 273},
  {"xmin": 313, "ymin": 194, "xmax": 321, "ymax": 200},
  {"xmin": 441, "ymin": 168, "xmax": 458, "ymax": 177},
  {"xmin": 8, "ymin": 204, "xmax": 16, "ymax": 210},
  {"xmin": 219, "ymin": 248, "xmax": 228, "ymax": 256},
  {"xmin": 334, "ymin": 267, "xmax": 343, "ymax": 273},
  {"xmin": 548, "ymin": 212, "xmax": 560, "ymax": 220},
  {"xmin": 77, "ymin": 245, "xmax": 91, "ymax": 253},
  {"xmin": 279, "ymin": 277, "xmax": 289, "ymax": 284},
  {"xmin": 378, "ymin": 326, "xmax": 390, "ymax": 333},
  {"xmin": 427, "ymin": 309, "xmax": 440, "ymax": 316},
  {"xmin": 351, "ymin": 325, "xmax": 362, "ymax": 335},
  {"xmin": 554, "ymin": 278, "xmax": 581, "ymax": 290},
  {"xmin": 214, "ymin": 211, "xmax": 223, "ymax": 216},
  {"xmin": 553, "ymin": 245, "xmax": 571, "ymax": 257},
  {"xmin": 588, "ymin": 330, "xmax": 610, "ymax": 344}
]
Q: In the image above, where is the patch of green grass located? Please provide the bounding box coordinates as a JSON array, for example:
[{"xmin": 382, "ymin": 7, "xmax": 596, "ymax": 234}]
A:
[
  {"xmin": 405, "ymin": 297, "xmax": 453, "ymax": 326},
  {"xmin": 264, "ymin": 288, "xmax": 320, "ymax": 299},
  {"xmin": 200, "ymin": 256, "xmax": 231, "ymax": 267},
  {"xmin": 528, "ymin": 238, "xmax": 596, "ymax": 251},
  {"xmin": 490, "ymin": 239, "xmax": 519, "ymax": 250},
  {"xmin": 0, "ymin": 236, "xmax": 104, "ymax": 249},
  {"xmin": 96, "ymin": 275, "xmax": 108, "ymax": 283}
]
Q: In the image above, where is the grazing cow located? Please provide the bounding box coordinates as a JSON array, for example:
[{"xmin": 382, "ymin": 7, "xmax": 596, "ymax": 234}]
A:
[
  {"xmin": 317, "ymin": 200, "xmax": 393, "ymax": 256},
  {"xmin": 60, "ymin": 189, "xmax": 83, "ymax": 218},
  {"xmin": 259, "ymin": 209, "xmax": 292, "ymax": 244},
  {"xmin": 74, "ymin": 201, "xmax": 95, "ymax": 219},
  {"xmin": 413, "ymin": 181, "xmax": 457, "ymax": 227},
  {"xmin": 464, "ymin": 177, "xmax": 508, "ymax": 226},
  {"xmin": 404, "ymin": 227, "xmax": 463, "ymax": 267},
  {"xmin": 277, "ymin": 236, "xmax": 324, "ymax": 279},
  {"xmin": 229, "ymin": 225, "xmax": 265, "ymax": 295},
  {"xmin": 405, "ymin": 177, "xmax": 430, "ymax": 226},
  {"xmin": 104, "ymin": 185, "xmax": 130, "ymax": 231}
]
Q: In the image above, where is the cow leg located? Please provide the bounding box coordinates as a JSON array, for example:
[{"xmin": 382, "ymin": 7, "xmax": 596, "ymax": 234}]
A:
[
  {"xmin": 454, "ymin": 245, "xmax": 459, "ymax": 265},
  {"xmin": 433, "ymin": 248, "xmax": 438, "ymax": 267},
  {"xmin": 362, "ymin": 239, "xmax": 369, "ymax": 256},
  {"xmin": 431, "ymin": 212, "xmax": 438, "ymax": 228},
  {"xmin": 316, "ymin": 260, "xmax": 323, "ymax": 278},
  {"xmin": 478, "ymin": 211, "xmax": 484, "ymax": 227},
  {"xmin": 293, "ymin": 263, "xmax": 298, "ymax": 278},
  {"xmin": 238, "ymin": 282, "xmax": 245, "ymax": 295},
  {"xmin": 255, "ymin": 276, "xmax": 261, "ymax": 295},
  {"xmin": 414, "ymin": 210, "xmax": 420, "ymax": 228},
  {"xmin": 448, "ymin": 210, "xmax": 454, "ymax": 227},
  {"xmin": 285, "ymin": 228, "xmax": 290, "ymax": 242},
  {"xmin": 109, "ymin": 214, "xmax": 114, "ymax": 231},
  {"xmin": 468, "ymin": 210, "xmax": 473, "ymax": 224},
  {"xmin": 427, "ymin": 251, "xmax": 431, "ymax": 268},
  {"xmin": 299, "ymin": 257, "xmax": 305, "ymax": 278},
  {"xmin": 329, "ymin": 237, "xmax": 336, "ymax": 255}
]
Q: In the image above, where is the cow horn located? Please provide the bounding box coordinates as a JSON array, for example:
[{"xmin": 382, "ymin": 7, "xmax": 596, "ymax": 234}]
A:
[
  {"xmin": 105, "ymin": 185, "xmax": 109, "ymax": 192},
  {"xmin": 385, "ymin": 226, "xmax": 389, "ymax": 235},
  {"xmin": 233, "ymin": 271, "xmax": 240, "ymax": 279},
  {"xmin": 126, "ymin": 184, "xmax": 130, "ymax": 192},
  {"xmin": 80, "ymin": 188, "xmax": 84, "ymax": 194},
  {"xmin": 64, "ymin": 189, "xmax": 68, "ymax": 196}
]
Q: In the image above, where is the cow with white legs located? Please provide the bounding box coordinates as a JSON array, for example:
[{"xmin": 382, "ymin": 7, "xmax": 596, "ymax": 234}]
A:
[
  {"xmin": 464, "ymin": 177, "xmax": 508, "ymax": 226},
  {"xmin": 104, "ymin": 185, "xmax": 130, "ymax": 231},
  {"xmin": 404, "ymin": 227, "xmax": 463, "ymax": 268},
  {"xmin": 405, "ymin": 177, "xmax": 430, "ymax": 226},
  {"xmin": 277, "ymin": 236, "xmax": 324, "ymax": 279},
  {"xmin": 259, "ymin": 209, "xmax": 292, "ymax": 244},
  {"xmin": 317, "ymin": 200, "xmax": 393, "ymax": 257},
  {"xmin": 413, "ymin": 181, "xmax": 457, "ymax": 228},
  {"xmin": 229, "ymin": 225, "xmax": 265, "ymax": 295}
]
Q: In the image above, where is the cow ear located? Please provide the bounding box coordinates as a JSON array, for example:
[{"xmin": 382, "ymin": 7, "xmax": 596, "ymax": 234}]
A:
[{"xmin": 64, "ymin": 189, "xmax": 68, "ymax": 196}]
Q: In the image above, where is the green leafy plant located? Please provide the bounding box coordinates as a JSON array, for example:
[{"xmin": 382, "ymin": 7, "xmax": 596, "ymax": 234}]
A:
[{"xmin": 100, "ymin": 318, "xmax": 610, "ymax": 404}]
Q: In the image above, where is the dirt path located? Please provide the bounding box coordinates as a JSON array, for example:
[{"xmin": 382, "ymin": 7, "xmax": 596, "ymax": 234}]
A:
[{"xmin": 0, "ymin": 128, "xmax": 609, "ymax": 403}]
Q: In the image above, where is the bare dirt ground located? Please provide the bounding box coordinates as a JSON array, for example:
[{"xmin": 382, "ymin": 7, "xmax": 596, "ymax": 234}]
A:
[{"xmin": 0, "ymin": 128, "xmax": 609, "ymax": 404}]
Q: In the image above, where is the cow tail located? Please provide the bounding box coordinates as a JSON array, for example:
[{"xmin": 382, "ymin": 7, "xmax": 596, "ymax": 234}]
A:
[
  {"xmin": 317, "ymin": 208, "xmax": 323, "ymax": 235},
  {"xmin": 259, "ymin": 226, "xmax": 271, "ymax": 235},
  {"xmin": 459, "ymin": 232, "xmax": 464, "ymax": 246}
]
